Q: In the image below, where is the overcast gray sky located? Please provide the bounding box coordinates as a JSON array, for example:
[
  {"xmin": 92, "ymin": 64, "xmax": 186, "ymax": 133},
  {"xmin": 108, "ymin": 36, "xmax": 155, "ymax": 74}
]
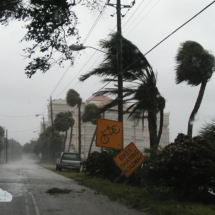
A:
[{"xmin": 0, "ymin": 0, "xmax": 215, "ymax": 145}]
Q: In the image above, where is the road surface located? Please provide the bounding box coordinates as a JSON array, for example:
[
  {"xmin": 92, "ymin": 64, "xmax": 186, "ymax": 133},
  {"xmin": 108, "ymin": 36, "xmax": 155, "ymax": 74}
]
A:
[{"xmin": 0, "ymin": 159, "xmax": 148, "ymax": 215}]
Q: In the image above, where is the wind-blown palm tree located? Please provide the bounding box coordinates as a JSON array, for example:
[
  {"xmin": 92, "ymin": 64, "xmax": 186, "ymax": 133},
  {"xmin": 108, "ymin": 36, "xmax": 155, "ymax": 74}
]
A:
[
  {"xmin": 68, "ymin": 116, "xmax": 75, "ymax": 152},
  {"xmin": 54, "ymin": 112, "xmax": 71, "ymax": 151},
  {"xmin": 66, "ymin": 89, "xmax": 82, "ymax": 155},
  {"xmin": 80, "ymin": 33, "xmax": 165, "ymax": 149},
  {"xmin": 82, "ymin": 103, "xmax": 101, "ymax": 155},
  {"xmin": 175, "ymin": 41, "xmax": 215, "ymax": 137}
]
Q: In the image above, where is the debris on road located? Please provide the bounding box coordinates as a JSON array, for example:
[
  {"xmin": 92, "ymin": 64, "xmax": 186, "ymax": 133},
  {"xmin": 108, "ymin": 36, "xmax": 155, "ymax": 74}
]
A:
[{"xmin": 46, "ymin": 188, "xmax": 72, "ymax": 194}]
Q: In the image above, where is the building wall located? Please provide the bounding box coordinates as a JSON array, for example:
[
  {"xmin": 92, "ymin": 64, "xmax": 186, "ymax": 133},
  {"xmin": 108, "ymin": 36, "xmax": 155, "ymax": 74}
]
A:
[{"xmin": 47, "ymin": 97, "xmax": 170, "ymax": 158}]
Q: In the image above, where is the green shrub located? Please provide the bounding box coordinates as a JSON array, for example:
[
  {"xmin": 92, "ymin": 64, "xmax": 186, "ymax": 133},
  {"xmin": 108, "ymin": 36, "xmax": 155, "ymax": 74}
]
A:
[
  {"xmin": 82, "ymin": 150, "xmax": 121, "ymax": 181},
  {"xmin": 144, "ymin": 133, "xmax": 215, "ymax": 203}
]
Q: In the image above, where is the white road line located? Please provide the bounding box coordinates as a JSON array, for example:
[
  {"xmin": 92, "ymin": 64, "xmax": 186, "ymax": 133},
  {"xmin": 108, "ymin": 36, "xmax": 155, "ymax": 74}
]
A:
[
  {"xmin": 25, "ymin": 195, "xmax": 30, "ymax": 215},
  {"xmin": 30, "ymin": 192, "xmax": 41, "ymax": 215}
]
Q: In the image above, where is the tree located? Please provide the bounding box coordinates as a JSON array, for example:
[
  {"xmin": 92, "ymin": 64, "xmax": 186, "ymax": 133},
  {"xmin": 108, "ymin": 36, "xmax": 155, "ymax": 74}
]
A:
[
  {"xmin": 34, "ymin": 126, "xmax": 63, "ymax": 161},
  {"xmin": 82, "ymin": 103, "xmax": 101, "ymax": 155},
  {"xmin": 54, "ymin": 111, "xmax": 71, "ymax": 151},
  {"xmin": 199, "ymin": 118, "xmax": 215, "ymax": 146},
  {"xmin": 0, "ymin": 0, "xmax": 104, "ymax": 77},
  {"xmin": 124, "ymin": 69, "xmax": 166, "ymax": 149},
  {"xmin": 66, "ymin": 89, "xmax": 82, "ymax": 155},
  {"xmin": 67, "ymin": 114, "xmax": 75, "ymax": 152},
  {"xmin": 175, "ymin": 41, "xmax": 215, "ymax": 137},
  {"xmin": 80, "ymin": 33, "xmax": 165, "ymax": 149}
]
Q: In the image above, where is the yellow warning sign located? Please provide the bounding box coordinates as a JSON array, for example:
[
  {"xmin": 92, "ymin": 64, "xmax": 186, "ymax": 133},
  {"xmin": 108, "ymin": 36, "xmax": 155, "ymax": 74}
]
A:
[
  {"xmin": 113, "ymin": 142, "xmax": 145, "ymax": 177},
  {"xmin": 96, "ymin": 118, "xmax": 123, "ymax": 150}
]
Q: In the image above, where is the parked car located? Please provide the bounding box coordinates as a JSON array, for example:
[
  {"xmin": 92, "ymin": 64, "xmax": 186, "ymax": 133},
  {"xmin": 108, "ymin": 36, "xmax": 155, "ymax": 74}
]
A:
[{"xmin": 56, "ymin": 152, "xmax": 81, "ymax": 173}]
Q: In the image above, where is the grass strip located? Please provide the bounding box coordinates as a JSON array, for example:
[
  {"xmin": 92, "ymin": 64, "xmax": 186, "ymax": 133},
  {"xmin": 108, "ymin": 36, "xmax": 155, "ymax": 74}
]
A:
[{"xmin": 38, "ymin": 163, "xmax": 215, "ymax": 215}]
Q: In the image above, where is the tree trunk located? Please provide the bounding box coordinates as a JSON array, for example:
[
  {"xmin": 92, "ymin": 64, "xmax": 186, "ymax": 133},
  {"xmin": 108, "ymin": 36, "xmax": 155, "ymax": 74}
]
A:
[
  {"xmin": 68, "ymin": 126, "xmax": 73, "ymax": 152},
  {"xmin": 187, "ymin": 81, "xmax": 207, "ymax": 137},
  {"xmin": 88, "ymin": 128, "xmax": 96, "ymax": 156},
  {"xmin": 78, "ymin": 102, "xmax": 81, "ymax": 156},
  {"xmin": 63, "ymin": 130, "xmax": 67, "ymax": 151},
  {"xmin": 157, "ymin": 109, "xmax": 164, "ymax": 145},
  {"xmin": 148, "ymin": 111, "xmax": 158, "ymax": 149}
]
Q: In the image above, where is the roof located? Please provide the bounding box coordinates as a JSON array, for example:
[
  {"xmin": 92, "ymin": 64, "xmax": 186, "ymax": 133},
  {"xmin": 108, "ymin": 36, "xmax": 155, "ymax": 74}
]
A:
[{"xmin": 87, "ymin": 95, "xmax": 113, "ymax": 103}]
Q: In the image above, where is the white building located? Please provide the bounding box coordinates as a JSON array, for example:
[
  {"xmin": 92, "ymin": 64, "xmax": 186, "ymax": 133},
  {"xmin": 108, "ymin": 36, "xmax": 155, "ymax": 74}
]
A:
[{"xmin": 47, "ymin": 96, "xmax": 169, "ymax": 158}]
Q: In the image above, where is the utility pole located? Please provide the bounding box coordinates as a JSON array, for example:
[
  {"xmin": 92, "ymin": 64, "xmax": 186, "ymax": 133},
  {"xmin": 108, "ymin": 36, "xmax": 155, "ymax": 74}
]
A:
[
  {"xmin": 116, "ymin": 0, "xmax": 123, "ymax": 122},
  {"xmin": 50, "ymin": 96, "xmax": 55, "ymax": 161},
  {"xmin": 106, "ymin": 0, "xmax": 132, "ymax": 123},
  {"xmin": 6, "ymin": 130, "xmax": 8, "ymax": 163}
]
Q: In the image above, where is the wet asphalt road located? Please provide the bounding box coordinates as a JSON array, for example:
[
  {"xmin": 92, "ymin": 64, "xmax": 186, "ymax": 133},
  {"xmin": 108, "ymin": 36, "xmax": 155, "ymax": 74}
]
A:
[{"xmin": 0, "ymin": 159, "xmax": 147, "ymax": 215}]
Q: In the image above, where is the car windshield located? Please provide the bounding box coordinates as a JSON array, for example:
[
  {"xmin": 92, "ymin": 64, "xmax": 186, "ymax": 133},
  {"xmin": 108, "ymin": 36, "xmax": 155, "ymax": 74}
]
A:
[{"xmin": 62, "ymin": 154, "xmax": 81, "ymax": 161}]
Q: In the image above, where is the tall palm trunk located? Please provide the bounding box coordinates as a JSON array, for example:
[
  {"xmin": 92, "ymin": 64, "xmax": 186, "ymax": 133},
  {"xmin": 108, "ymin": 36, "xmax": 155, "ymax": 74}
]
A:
[
  {"xmin": 63, "ymin": 130, "xmax": 68, "ymax": 151},
  {"xmin": 187, "ymin": 81, "xmax": 207, "ymax": 137},
  {"xmin": 68, "ymin": 126, "xmax": 73, "ymax": 152},
  {"xmin": 88, "ymin": 128, "xmax": 96, "ymax": 155},
  {"xmin": 78, "ymin": 102, "xmax": 81, "ymax": 156},
  {"xmin": 157, "ymin": 109, "xmax": 164, "ymax": 144},
  {"xmin": 148, "ymin": 111, "xmax": 158, "ymax": 149}
]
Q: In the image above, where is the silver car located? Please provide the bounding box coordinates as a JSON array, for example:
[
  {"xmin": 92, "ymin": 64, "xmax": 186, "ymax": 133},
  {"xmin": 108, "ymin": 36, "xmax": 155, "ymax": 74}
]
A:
[{"xmin": 56, "ymin": 152, "xmax": 81, "ymax": 173}]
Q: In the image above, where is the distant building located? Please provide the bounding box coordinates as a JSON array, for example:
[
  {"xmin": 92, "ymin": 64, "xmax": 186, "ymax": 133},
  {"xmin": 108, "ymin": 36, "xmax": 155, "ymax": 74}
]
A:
[{"xmin": 47, "ymin": 96, "xmax": 169, "ymax": 158}]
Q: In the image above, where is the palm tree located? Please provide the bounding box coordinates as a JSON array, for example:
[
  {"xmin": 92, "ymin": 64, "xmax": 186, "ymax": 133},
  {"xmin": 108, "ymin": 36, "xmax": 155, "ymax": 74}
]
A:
[
  {"xmin": 175, "ymin": 41, "xmax": 215, "ymax": 137},
  {"xmin": 66, "ymin": 89, "xmax": 82, "ymax": 155},
  {"xmin": 54, "ymin": 112, "xmax": 71, "ymax": 151},
  {"xmin": 123, "ymin": 69, "xmax": 165, "ymax": 149},
  {"xmin": 80, "ymin": 33, "xmax": 165, "ymax": 149},
  {"xmin": 68, "ymin": 115, "xmax": 75, "ymax": 152},
  {"xmin": 81, "ymin": 103, "xmax": 101, "ymax": 155}
]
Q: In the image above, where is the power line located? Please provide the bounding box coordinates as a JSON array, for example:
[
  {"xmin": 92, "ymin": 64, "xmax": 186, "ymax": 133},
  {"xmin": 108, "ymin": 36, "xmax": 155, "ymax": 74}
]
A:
[
  {"xmin": 50, "ymin": 5, "xmax": 107, "ymax": 97},
  {"xmin": 125, "ymin": 0, "xmax": 161, "ymax": 36},
  {"xmin": 122, "ymin": 0, "xmax": 150, "ymax": 32},
  {"xmin": 78, "ymin": 0, "xmax": 215, "ymax": 107},
  {"xmin": 10, "ymin": 127, "xmax": 40, "ymax": 133},
  {"xmin": 0, "ymin": 114, "xmax": 44, "ymax": 118}
]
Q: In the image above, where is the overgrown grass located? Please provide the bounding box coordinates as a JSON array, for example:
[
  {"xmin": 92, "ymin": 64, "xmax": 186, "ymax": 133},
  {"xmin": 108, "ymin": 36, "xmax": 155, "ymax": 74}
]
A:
[{"xmin": 38, "ymin": 163, "xmax": 215, "ymax": 215}]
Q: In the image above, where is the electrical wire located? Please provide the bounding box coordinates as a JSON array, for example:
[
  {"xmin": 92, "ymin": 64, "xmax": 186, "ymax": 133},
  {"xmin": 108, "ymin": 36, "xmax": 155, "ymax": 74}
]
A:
[
  {"xmin": 0, "ymin": 114, "xmax": 44, "ymax": 118},
  {"xmin": 125, "ymin": 0, "xmax": 161, "ymax": 36},
  {"xmin": 9, "ymin": 127, "xmax": 40, "ymax": 133},
  {"xmin": 50, "ymin": 5, "xmax": 107, "ymax": 97},
  {"xmin": 122, "ymin": 0, "xmax": 150, "ymax": 32},
  {"xmin": 39, "ymin": 0, "xmax": 215, "ymax": 130}
]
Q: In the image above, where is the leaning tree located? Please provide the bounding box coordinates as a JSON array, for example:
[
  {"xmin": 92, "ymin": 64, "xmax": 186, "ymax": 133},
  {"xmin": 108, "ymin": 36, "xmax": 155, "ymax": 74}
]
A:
[
  {"xmin": 82, "ymin": 103, "xmax": 101, "ymax": 155},
  {"xmin": 175, "ymin": 41, "xmax": 215, "ymax": 137},
  {"xmin": 66, "ymin": 89, "xmax": 82, "ymax": 155},
  {"xmin": 80, "ymin": 33, "xmax": 166, "ymax": 149},
  {"xmin": 54, "ymin": 112, "xmax": 71, "ymax": 151}
]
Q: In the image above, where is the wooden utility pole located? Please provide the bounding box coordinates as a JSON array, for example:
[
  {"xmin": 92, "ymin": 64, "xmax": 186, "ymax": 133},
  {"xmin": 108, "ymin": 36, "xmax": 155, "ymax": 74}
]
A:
[
  {"xmin": 116, "ymin": 0, "xmax": 123, "ymax": 123},
  {"xmin": 106, "ymin": 0, "xmax": 131, "ymax": 123}
]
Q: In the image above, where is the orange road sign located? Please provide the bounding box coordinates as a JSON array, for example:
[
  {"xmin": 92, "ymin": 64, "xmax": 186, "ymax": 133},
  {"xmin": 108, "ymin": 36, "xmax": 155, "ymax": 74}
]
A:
[
  {"xmin": 113, "ymin": 142, "xmax": 145, "ymax": 177},
  {"xmin": 96, "ymin": 118, "xmax": 123, "ymax": 150}
]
